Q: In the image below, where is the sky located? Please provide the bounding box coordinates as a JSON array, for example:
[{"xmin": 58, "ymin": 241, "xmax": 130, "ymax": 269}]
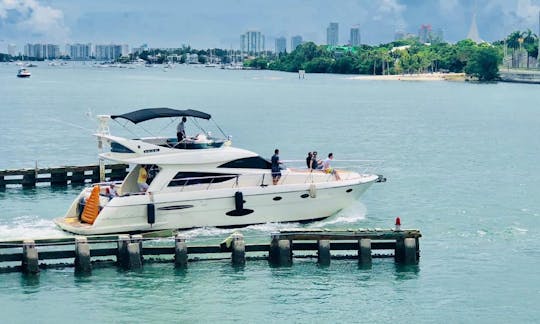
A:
[{"xmin": 1, "ymin": 0, "xmax": 540, "ymax": 51}]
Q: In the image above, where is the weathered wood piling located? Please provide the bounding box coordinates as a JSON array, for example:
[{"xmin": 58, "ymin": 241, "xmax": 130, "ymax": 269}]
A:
[
  {"xmin": 174, "ymin": 235, "xmax": 188, "ymax": 268},
  {"xmin": 22, "ymin": 240, "xmax": 39, "ymax": 274},
  {"xmin": 0, "ymin": 163, "xmax": 129, "ymax": 188},
  {"xmin": 74, "ymin": 236, "xmax": 91, "ymax": 273},
  {"xmin": 0, "ymin": 229, "xmax": 421, "ymax": 275}
]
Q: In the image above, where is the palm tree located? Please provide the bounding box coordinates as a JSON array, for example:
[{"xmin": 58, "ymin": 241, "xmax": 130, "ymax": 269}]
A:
[
  {"xmin": 506, "ymin": 31, "xmax": 523, "ymax": 67},
  {"xmin": 522, "ymin": 29, "xmax": 538, "ymax": 68}
]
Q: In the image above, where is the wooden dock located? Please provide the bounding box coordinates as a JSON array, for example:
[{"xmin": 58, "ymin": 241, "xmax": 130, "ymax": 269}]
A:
[
  {"xmin": 0, "ymin": 163, "xmax": 129, "ymax": 188},
  {"xmin": 0, "ymin": 229, "xmax": 421, "ymax": 274}
]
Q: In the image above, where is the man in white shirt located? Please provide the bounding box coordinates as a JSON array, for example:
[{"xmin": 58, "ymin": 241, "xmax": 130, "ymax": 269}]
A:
[{"xmin": 322, "ymin": 153, "xmax": 341, "ymax": 180}]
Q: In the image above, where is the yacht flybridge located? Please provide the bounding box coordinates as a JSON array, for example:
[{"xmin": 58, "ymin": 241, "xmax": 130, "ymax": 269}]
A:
[{"xmin": 55, "ymin": 108, "xmax": 381, "ymax": 235}]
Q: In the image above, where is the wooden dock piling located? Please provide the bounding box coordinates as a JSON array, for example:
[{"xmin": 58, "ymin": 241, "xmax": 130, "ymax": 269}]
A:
[
  {"xmin": 231, "ymin": 233, "xmax": 245, "ymax": 266},
  {"xmin": 403, "ymin": 238, "xmax": 418, "ymax": 264},
  {"xmin": 117, "ymin": 234, "xmax": 130, "ymax": 269},
  {"xmin": 358, "ymin": 238, "xmax": 372, "ymax": 266},
  {"xmin": 277, "ymin": 239, "xmax": 292, "ymax": 266},
  {"xmin": 174, "ymin": 235, "xmax": 188, "ymax": 268},
  {"xmin": 21, "ymin": 171, "xmax": 36, "ymax": 188},
  {"xmin": 317, "ymin": 240, "xmax": 331, "ymax": 266},
  {"xmin": 127, "ymin": 243, "xmax": 143, "ymax": 270},
  {"xmin": 74, "ymin": 237, "xmax": 91, "ymax": 273},
  {"xmin": 22, "ymin": 240, "xmax": 39, "ymax": 274},
  {"xmin": 51, "ymin": 169, "xmax": 68, "ymax": 186},
  {"xmin": 131, "ymin": 234, "xmax": 144, "ymax": 263}
]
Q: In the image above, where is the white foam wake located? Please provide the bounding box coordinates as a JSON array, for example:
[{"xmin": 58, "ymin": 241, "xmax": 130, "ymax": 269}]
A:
[
  {"xmin": 0, "ymin": 215, "xmax": 67, "ymax": 240},
  {"xmin": 314, "ymin": 201, "xmax": 367, "ymax": 226}
]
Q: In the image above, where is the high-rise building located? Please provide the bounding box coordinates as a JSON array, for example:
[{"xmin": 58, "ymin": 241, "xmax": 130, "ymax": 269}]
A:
[
  {"xmin": 240, "ymin": 31, "xmax": 265, "ymax": 54},
  {"xmin": 275, "ymin": 37, "xmax": 287, "ymax": 53},
  {"xmin": 291, "ymin": 35, "xmax": 303, "ymax": 51},
  {"xmin": 95, "ymin": 44, "xmax": 123, "ymax": 60},
  {"xmin": 24, "ymin": 43, "xmax": 60, "ymax": 59},
  {"xmin": 350, "ymin": 26, "xmax": 361, "ymax": 46},
  {"xmin": 68, "ymin": 43, "xmax": 92, "ymax": 60},
  {"xmin": 418, "ymin": 24, "xmax": 432, "ymax": 43},
  {"xmin": 327, "ymin": 22, "xmax": 339, "ymax": 46},
  {"xmin": 394, "ymin": 30, "xmax": 406, "ymax": 41},
  {"xmin": 240, "ymin": 34, "xmax": 247, "ymax": 53},
  {"xmin": 432, "ymin": 28, "xmax": 444, "ymax": 44},
  {"xmin": 132, "ymin": 44, "xmax": 148, "ymax": 55},
  {"xmin": 7, "ymin": 44, "xmax": 17, "ymax": 56}
]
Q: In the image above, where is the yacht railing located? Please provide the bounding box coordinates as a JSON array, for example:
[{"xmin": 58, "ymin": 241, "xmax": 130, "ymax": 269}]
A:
[
  {"xmin": 281, "ymin": 159, "xmax": 383, "ymax": 176},
  {"xmin": 167, "ymin": 160, "xmax": 383, "ymax": 192}
]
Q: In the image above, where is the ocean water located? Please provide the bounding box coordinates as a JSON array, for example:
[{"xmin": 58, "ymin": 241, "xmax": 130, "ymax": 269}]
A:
[{"xmin": 0, "ymin": 63, "xmax": 539, "ymax": 323}]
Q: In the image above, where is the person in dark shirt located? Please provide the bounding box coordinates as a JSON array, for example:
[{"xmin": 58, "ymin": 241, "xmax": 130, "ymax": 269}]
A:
[
  {"xmin": 271, "ymin": 149, "xmax": 282, "ymax": 185},
  {"xmin": 310, "ymin": 151, "xmax": 322, "ymax": 170},
  {"xmin": 306, "ymin": 152, "xmax": 312, "ymax": 168},
  {"xmin": 177, "ymin": 117, "xmax": 187, "ymax": 142}
]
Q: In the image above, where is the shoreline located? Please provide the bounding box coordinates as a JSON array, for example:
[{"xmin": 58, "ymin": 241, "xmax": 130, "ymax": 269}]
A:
[{"xmin": 344, "ymin": 72, "xmax": 466, "ymax": 82}]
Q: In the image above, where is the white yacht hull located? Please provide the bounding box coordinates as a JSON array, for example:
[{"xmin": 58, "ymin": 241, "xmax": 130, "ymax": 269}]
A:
[{"xmin": 55, "ymin": 178, "xmax": 376, "ymax": 235}]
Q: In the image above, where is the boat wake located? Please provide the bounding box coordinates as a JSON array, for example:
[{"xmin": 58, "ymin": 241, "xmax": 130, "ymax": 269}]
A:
[
  {"xmin": 0, "ymin": 215, "xmax": 67, "ymax": 240},
  {"xmin": 314, "ymin": 201, "xmax": 367, "ymax": 226},
  {"xmin": 176, "ymin": 202, "xmax": 368, "ymax": 241}
]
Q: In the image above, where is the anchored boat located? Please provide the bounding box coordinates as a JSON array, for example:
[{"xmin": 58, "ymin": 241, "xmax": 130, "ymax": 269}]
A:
[{"xmin": 55, "ymin": 108, "xmax": 381, "ymax": 235}]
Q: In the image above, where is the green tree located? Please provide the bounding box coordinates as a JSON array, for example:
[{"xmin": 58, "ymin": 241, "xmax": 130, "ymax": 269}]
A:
[
  {"xmin": 464, "ymin": 45, "xmax": 502, "ymax": 81},
  {"xmin": 304, "ymin": 57, "xmax": 333, "ymax": 73},
  {"xmin": 522, "ymin": 29, "xmax": 537, "ymax": 68}
]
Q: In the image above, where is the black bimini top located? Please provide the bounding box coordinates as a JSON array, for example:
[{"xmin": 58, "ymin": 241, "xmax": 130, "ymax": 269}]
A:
[{"xmin": 111, "ymin": 108, "xmax": 211, "ymax": 124}]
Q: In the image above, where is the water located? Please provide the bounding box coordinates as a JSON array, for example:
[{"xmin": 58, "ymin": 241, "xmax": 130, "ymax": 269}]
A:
[{"xmin": 1, "ymin": 63, "xmax": 539, "ymax": 323}]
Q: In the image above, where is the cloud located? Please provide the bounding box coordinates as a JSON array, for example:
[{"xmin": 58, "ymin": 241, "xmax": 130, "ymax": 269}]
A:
[
  {"xmin": 439, "ymin": 0, "xmax": 459, "ymax": 13},
  {"xmin": 373, "ymin": 0, "xmax": 407, "ymax": 29},
  {"xmin": 516, "ymin": 0, "xmax": 540, "ymax": 25},
  {"xmin": 0, "ymin": 0, "xmax": 69, "ymax": 42}
]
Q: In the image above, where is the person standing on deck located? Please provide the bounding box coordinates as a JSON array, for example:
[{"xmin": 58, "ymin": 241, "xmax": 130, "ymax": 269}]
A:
[
  {"xmin": 306, "ymin": 152, "xmax": 312, "ymax": 168},
  {"xmin": 271, "ymin": 149, "xmax": 282, "ymax": 185},
  {"xmin": 177, "ymin": 117, "xmax": 187, "ymax": 142}
]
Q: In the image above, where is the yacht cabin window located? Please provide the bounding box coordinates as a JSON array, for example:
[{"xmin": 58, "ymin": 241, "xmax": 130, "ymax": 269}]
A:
[
  {"xmin": 218, "ymin": 157, "xmax": 271, "ymax": 169},
  {"xmin": 168, "ymin": 172, "xmax": 238, "ymax": 187}
]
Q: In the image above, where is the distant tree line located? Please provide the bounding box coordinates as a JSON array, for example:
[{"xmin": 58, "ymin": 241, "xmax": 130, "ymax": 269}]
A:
[
  {"xmin": 245, "ymin": 31, "xmax": 540, "ymax": 81},
  {"xmin": 246, "ymin": 38, "xmax": 505, "ymax": 81}
]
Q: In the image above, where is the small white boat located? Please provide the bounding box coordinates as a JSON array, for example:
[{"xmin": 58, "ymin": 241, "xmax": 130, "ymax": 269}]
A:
[
  {"xmin": 17, "ymin": 68, "xmax": 31, "ymax": 78},
  {"xmin": 55, "ymin": 108, "xmax": 381, "ymax": 235}
]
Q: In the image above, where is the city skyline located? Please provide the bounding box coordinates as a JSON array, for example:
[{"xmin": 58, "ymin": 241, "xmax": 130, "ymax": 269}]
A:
[{"xmin": 1, "ymin": 0, "xmax": 540, "ymax": 50}]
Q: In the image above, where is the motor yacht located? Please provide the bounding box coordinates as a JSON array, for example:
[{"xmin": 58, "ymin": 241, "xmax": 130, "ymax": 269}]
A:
[
  {"xmin": 55, "ymin": 108, "xmax": 381, "ymax": 235},
  {"xmin": 17, "ymin": 68, "xmax": 31, "ymax": 78}
]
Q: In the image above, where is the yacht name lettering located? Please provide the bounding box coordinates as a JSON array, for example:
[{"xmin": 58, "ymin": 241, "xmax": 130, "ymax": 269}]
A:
[{"xmin": 144, "ymin": 149, "xmax": 160, "ymax": 153}]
